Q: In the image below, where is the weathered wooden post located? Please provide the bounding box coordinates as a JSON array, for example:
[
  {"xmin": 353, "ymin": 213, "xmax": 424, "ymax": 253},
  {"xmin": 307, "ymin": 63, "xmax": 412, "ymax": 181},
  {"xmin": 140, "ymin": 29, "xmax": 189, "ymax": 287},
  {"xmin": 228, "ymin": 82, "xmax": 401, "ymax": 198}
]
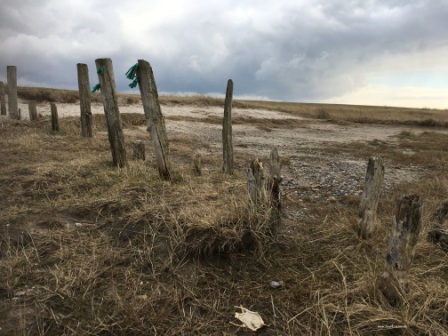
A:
[
  {"xmin": 358, "ymin": 157, "xmax": 385, "ymax": 239},
  {"xmin": 379, "ymin": 195, "xmax": 422, "ymax": 306},
  {"xmin": 247, "ymin": 167, "xmax": 257, "ymax": 204},
  {"xmin": 269, "ymin": 148, "xmax": 282, "ymax": 210},
  {"xmin": 136, "ymin": 59, "xmax": 171, "ymax": 180},
  {"xmin": 0, "ymin": 81, "xmax": 6, "ymax": 115},
  {"xmin": 132, "ymin": 140, "xmax": 145, "ymax": 160},
  {"xmin": 28, "ymin": 101, "xmax": 38, "ymax": 121},
  {"xmin": 95, "ymin": 58, "xmax": 127, "ymax": 168},
  {"xmin": 50, "ymin": 102, "xmax": 59, "ymax": 132},
  {"xmin": 248, "ymin": 159, "xmax": 267, "ymax": 204},
  {"xmin": 222, "ymin": 79, "xmax": 234, "ymax": 175},
  {"xmin": 7, "ymin": 66, "xmax": 19, "ymax": 119},
  {"xmin": 77, "ymin": 63, "xmax": 93, "ymax": 137},
  {"xmin": 269, "ymin": 148, "xmax": 282, "ymax": 236}
]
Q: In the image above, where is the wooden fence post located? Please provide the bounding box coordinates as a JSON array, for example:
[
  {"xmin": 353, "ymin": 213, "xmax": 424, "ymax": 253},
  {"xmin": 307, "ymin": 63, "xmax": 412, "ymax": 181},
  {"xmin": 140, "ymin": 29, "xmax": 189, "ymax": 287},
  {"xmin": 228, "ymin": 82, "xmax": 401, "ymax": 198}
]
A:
[
  {"xmin": 222, "ymin": 79, "xmax": 234, "ymax": 175},
  {"xmin": 358, "ymin": 157, "xmax": 385, "ymax": 239},
  {"xmin": 51, "ymin": 103, "xmax": 59, "ymax": 132},
  {"xmin": 28, "ymin": 101, "xmax": 38, "ymax": 121},
  {"xmin": 269, "ymin": 148, "xmax": 282, "ymax": 210},
  {"xmin": 7, "ymin": 66, "xmax": 19, "ymax": 119},
  {"xmin": 95, "ymin": 58, "xmax": 127, "ymax": 168},
  {"xmin": 247, "ymin": 167, "xmax": 257, "ymax": 204},
  {"xmin": 0, "ymin": 81, "xmax": 6, "ymax": 115},
  {"xmin": 379, "ymin": 195, "xmax": 422, "ymax": 306},
  {"xmin": 248, "ymin": 159, "xmax": 267, "ymax": 204},
  {"xmin": 136, "ymin": 59, "xmax": 171, "ymax": 180},
  {"xmin": 77, "ymin": 63, "xmax": 93, "ymax": 137},
  {"xmin": 247, "ymin": 152, "xmax": 283, "ymax": 236},
  {"xmin": 132, "ymin": 140, "xmax": 145, "ymax": 160},
  {"xmin": 269, "ymin": 148, "xmax": 283, "ymax": 236}
]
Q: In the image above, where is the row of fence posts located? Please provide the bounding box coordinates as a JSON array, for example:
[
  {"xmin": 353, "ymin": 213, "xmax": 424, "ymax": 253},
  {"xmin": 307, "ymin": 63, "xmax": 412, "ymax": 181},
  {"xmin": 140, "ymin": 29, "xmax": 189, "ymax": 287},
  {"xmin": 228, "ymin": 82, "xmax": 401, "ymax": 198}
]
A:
[
  {"xmin": 1, "ymin": 60, "xmax": 445, "ymax": 307},
  {"xmin": 0, "ymin": 66, "xmax": 59, "ymax": 131}
]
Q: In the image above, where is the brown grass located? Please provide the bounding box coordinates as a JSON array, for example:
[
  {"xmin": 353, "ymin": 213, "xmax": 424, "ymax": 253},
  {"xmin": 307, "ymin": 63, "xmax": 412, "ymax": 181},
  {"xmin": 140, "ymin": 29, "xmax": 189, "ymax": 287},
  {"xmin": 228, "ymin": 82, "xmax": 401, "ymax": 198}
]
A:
[{"xmin": 1, "ymin": 87, "xmax": 448, "ymax": 335}]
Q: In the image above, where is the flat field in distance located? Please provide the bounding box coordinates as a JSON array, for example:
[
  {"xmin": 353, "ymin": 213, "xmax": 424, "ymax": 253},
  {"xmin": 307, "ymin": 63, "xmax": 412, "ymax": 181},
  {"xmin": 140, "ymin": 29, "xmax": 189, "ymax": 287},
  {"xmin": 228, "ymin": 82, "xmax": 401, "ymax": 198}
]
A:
[{"xmin": 1, "ymin": 87, "xmax": 447, "ymax": 335}]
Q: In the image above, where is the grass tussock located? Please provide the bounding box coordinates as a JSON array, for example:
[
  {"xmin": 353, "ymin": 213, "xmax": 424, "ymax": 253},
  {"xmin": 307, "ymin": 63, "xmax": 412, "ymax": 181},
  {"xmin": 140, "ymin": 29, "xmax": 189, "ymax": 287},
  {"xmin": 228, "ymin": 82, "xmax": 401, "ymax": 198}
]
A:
[{"xmin": 1, "ymin": 93, "xmax": 448, "ymax": 335}]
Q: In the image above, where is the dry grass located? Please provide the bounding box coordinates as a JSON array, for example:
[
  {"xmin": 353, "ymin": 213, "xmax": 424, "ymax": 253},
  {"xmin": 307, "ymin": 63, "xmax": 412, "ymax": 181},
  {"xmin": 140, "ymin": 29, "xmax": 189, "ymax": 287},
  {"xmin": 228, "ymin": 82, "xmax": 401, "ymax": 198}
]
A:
[{"xmin": 1, "ymin": 87, "xmax": 448, "ymax": 335}]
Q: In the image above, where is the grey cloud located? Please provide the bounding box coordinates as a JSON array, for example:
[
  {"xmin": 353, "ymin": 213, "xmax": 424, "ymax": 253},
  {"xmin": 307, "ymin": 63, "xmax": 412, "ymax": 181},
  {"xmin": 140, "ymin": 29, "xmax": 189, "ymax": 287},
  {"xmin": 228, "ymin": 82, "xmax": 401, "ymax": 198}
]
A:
[{"xmin": 1, "ymin": 0, "xmax": 447, "ymax": 103}]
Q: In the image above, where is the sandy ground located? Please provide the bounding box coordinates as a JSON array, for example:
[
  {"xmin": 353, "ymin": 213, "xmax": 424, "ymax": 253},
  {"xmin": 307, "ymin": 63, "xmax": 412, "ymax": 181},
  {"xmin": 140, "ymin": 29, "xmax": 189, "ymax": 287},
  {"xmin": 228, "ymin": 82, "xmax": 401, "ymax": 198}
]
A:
[{"xmin": 24, "ymin": 101, "xmax": 423, "ymax": 152}]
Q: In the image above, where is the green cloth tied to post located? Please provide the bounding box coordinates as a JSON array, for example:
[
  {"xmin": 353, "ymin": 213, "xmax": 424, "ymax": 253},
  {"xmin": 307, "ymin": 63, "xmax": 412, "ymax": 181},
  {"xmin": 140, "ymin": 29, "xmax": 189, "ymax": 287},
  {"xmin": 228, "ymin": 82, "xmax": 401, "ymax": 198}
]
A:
[
  {"xmin": 126, "ymin": 63, "xmax": 139, "ymax": 88},
  {"xmin": 91, "ymin": 67, "xmax": 104, "ymax": 92},
  {"xmin": 91, "ymin": 84, "xmax": 101, "ymax": 93}
]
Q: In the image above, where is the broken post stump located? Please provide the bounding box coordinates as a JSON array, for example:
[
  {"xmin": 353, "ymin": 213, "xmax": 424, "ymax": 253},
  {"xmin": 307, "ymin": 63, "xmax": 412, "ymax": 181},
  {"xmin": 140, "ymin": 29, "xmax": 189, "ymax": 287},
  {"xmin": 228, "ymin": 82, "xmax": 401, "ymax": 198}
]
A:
[
  {"xmin": 247, "ymin": 167, "xmax": 257, "ymax": 204},
  {"xmin": 379, "ymin": 195, "xmax": 422, "ymax": 306},
  {"xmin": 222, "ymin": 79, "xmax": 234, "ymax": 175},
  {"xmin": 358, "ymin": 157, "xmax": 385, "ymax": 239},
  {"xmin": 269, "ymin": 148, "xmax": 282, "ymax": 210},
  {"xmin": 269, "ymin": 148, "xmax": 283, "ymax": 236},
  {"xmin": 0, "ymin": 81, "xmax": 6, "ymax": 115},
  {"xmin": 137, "ymin": 59, "xmax": 171, "ymax": 180},
  {"xmin": 50, "ymin": 103, "xmax": 59, "ymax": 132},
  {"xmin": 7, "ymin": 66, "xmax": 19, "ymax": 119},
  {"xmin": 77, "ymin": 63, "xmax": 93, "ymax": 137},
  {"xmin": 247, "ymin": 150, "xmax": 283, "ymax": 237},
  {"xmin": 248, "ymin": 159, "xmax": 267, "ymax": 205},
  {"xmin": 28, "ymin": 101, "xmax": 38, "ymax": 121},
  {"xmin": 95, "ymin": 58, "xmax": 127, "ymax": 168},
  {"xmin": 132, "ymin": 140, "xmax": 146, "ymax": 160}
]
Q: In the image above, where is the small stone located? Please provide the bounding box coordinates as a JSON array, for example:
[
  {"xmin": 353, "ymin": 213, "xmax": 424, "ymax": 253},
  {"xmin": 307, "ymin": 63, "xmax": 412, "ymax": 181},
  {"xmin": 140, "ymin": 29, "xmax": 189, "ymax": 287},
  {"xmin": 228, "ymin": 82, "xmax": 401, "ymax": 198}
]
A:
[{"xmin": 270, "ymin": 281, "xmax": 284, "ymax": 289}]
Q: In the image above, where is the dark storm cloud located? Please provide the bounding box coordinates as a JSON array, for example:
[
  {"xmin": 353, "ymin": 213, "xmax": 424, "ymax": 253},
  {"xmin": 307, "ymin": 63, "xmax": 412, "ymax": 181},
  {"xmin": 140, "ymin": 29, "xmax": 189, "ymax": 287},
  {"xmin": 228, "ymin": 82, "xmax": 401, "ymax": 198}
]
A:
[{"xmin": 0, "ymin": 0, "xmax": 447, "ymax": 103}]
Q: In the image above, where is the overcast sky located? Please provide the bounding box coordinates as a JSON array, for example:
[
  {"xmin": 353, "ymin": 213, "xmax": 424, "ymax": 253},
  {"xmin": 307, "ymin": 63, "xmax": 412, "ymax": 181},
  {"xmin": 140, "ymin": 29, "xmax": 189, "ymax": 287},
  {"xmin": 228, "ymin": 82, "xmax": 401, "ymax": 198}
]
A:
[{"xmin": 1, "ymin": 0, "xmax": 447, "ymax": 108}]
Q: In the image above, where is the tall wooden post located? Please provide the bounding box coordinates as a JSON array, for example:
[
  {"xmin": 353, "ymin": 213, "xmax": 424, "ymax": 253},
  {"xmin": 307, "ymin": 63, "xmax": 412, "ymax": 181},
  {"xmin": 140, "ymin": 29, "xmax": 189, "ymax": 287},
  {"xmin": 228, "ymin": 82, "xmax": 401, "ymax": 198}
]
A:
[
  {"xmin": 379, "ymin": 195, "xmax": 422, "ymax": 306},
  {"xmin": 137, "ymin": 59, "xmax": 171, "ymax": 180},
  {"xmin": 358, "ymin": 157, "xmax": 385, "ymax": 239},
  {"xmin": 7, "ymin": 66, "xmax": 19, "ymax": 119},
  {"xmin": 222, "ymin": 79, "xmax": 234, "ymax": 175},
  {"xmin": 50, "ymin": 103, "xmax": 59, "ymax": 132},
  {"xmin": 0, "ymin": 81, "xmax": 6, "ymax": 115},
  {"xmin": 28, "ymin": 101, "xmax": 38, "ymax": 121},
  {"xmin": 77, "ymin": 63, "xmax": 93, "ymax": 137},
  {"xmin": 95, "ymin": 58, "xmax": 127, "ymax": 168}
]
